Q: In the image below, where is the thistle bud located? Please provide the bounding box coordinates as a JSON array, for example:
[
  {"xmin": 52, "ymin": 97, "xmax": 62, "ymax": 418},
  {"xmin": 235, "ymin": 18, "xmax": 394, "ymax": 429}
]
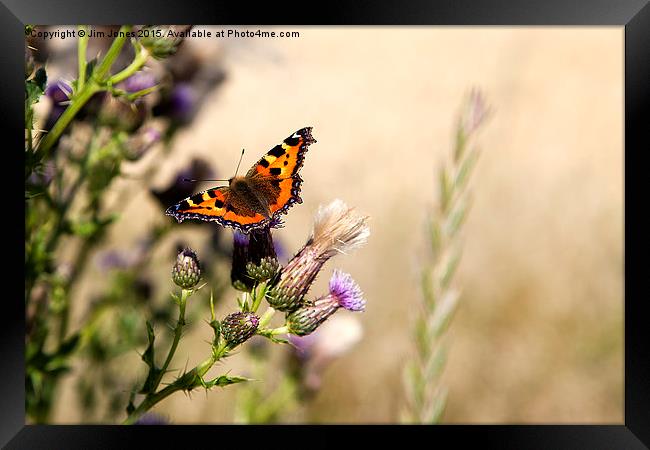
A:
[
  {"xmin": 286, "ymin": 270, "xmax": 366, "ymax": 336},
  {"xmin": 172, "ymin": 247, "xmax": 201, "ymax": 289},
  {"xmin": 139, "ymin": 26, "xmax": 188, "ymax": 60},
  {"xmin": 221, "ymin": 312, "xmax": 260, "ymax": 348},
  {"xmin": 231, "ymin": 227, "xmax": 279, "ymax": 292},
  {"xmin": 246, "ymin": 257, "xmax": 279, "ymax": 283}
]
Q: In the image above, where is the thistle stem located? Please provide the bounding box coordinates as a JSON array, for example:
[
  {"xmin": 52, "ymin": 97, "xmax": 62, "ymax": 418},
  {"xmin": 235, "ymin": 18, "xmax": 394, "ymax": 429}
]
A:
[
  {"xmin": 258, "ymin": 307, "xmax": 276, "ymax": 328},
  {"xmin": 92, "ymin": 25, "xmax": 132, "ymax": 81},
  {"xmin": 77, "ymin": 26, "xmax": 89, "ymax": 92},
  {"xmin": 251, "ymin": 281, "xmax": 267, "ymax": 313},
  {"xmin": 153, "ymin": 289, "xmax": 189, "ymax": 390},
  {"xmin": 109, "ymin": 43, "xmax": 149, "ymax": 85},
  {"xmin": 36, "ymin": 25, "xmax": 135, "ymax": 157},
  {"xmin": 269, "ymin": 326, "xmax": 289, "ymax": 336},
  {"xmin": 123, "ymin": 341, "xmax": 229, "ymax": 425}
]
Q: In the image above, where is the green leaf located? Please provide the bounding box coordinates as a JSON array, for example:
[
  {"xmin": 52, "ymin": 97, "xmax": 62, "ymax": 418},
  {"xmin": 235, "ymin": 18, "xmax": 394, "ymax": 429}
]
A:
[
  {"xmin": 25, "ymin": 67, "xmax": 48, "ymax": 133},
  {"xmin": 139, "ymin": 321, "xmax": 161, "ymax": 394},
  {"xmin": 209, "ymin": 319, "xmax": 221, "ymax": 344},
  {"xmin": 85, "ymin": 57, "xmax": 98, "ymax": 81},
  {"xmin": 141, "ymin": 321, "xmax": 156, "ymax": 368},
  {"xmin": 202, "ymin": 374, "xmax": 251, "ymax": 389},
  {"xmin": 126, "ymin": 391, "xmax": 136, "ymax": 415},
  {"xmin": 58, "ymin": 333, "xmax": 80, "ymax": 357}
]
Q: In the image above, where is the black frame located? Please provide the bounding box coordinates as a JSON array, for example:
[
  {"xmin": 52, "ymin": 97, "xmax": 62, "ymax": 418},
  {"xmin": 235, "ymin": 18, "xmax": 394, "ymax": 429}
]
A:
[{"xmin": 6, "ymin": 0, "xmax": 648, "ymax": 448}]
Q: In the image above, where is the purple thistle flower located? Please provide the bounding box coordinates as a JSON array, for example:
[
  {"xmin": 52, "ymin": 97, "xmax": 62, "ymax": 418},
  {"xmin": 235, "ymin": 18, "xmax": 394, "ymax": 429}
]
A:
[
  {"xmin": 120, "ymin": 71, "xmax": 157, "ymax": 94},
  {"xmin": 27, "ymin": 160, "xmax": 56, "ymax": 188},
  {"xmin": 45, "ymin": 79, "xmax": 71, "ymax": 104},
  {"xmin": 44, "ymin": 80, "xmax": 71, "ymax": 129},
  {"xmin": 286, "ymin": 271, "xmax": 366, "ymax": 337},
  {"xmin": 234, "ymin": 230, "xmax": 249, "ymax": 247},
  {"xmin": 96, "ymin": 250, "xmax": 131, "ymax": 271},
  {"xmin": 231, "ymin": 227, "xmax": 279, "ymax": 291},
  {"xmin": 231, "ymin": 231, "xmax": 251, "ymax": 291},
  {"xmin": 134, "ymin": 413, "xmax": 169, "ymax": 425},
  {"xmin": 328, "ymin": 270, "xmax": 365, "ymax": 312},
  {"xmin": 168, "ymin": 83, "xmax": 197, "ymax": 123}
]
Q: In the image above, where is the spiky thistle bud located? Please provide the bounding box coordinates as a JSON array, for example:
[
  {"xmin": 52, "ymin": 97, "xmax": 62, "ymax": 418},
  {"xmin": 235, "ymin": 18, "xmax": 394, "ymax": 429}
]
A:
[
  {"xmin": 172, "ymin": 247, "xmax": 201, "ymax": 289},
  {"xmin": 266, "ymin": 200, "xmax": 369, "ymax": 312},
  {"xmin": 139, "ymin": 25, "xmax": 189, "ymax": 60},
  {"xmin": 221, "ymin": 312, "xmax": 260, "ymax": 348},
  {"xmin": 286, "ymin": 270, "xmax": 366, "ymax": 336},
  {"xmin": 231, "ymin": 226, "xmax": 280, "ymax": 292}
]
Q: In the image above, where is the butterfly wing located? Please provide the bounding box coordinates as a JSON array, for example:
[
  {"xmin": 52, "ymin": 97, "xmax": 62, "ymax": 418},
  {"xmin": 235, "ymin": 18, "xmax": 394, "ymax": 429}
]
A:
[
  {"xmin": 166, "ymin": 127, "xmax": 316, "ymax": 233},
  {"xmin": 246, "ymin": 127, "xmax": 316, "ymax": 217},
  {"xmin": 165, "ymin": 186, "xmax": 267, "ymax": 231}
]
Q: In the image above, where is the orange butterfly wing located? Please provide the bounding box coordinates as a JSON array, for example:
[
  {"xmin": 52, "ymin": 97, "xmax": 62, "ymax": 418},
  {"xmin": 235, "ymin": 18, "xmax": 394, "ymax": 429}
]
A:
[
  {"xmin": 165, "ymin": 127, "xmax": 315, "ymax": 232},
  {"xmin": 246, "ymin": 127, "xmax": 316, "ymax": 216}
]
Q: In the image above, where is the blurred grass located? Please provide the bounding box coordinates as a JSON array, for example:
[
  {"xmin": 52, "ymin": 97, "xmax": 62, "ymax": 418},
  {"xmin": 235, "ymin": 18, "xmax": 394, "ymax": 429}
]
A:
[{"xmin": 49, "ymin": 27, "xmax": 622, "ymax": 423}]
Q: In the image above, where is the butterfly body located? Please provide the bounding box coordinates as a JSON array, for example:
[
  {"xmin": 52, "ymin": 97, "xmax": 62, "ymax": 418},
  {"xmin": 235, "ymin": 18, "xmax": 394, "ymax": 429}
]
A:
[{"xmin": 166, "ymin": 127, "xmax": 315, "ymax": 233}]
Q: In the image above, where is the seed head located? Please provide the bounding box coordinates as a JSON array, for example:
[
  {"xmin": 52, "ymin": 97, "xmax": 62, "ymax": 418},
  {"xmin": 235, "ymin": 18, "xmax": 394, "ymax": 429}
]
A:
[{"xmin": 266, "ymin": 200, "xmax": 369, "ymax": 312}]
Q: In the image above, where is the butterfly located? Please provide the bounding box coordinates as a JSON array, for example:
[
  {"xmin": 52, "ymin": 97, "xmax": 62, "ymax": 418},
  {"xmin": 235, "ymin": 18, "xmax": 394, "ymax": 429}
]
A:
[{"xmin": 165, "ymin": 127, "xmax": 316, "ymax": 233}]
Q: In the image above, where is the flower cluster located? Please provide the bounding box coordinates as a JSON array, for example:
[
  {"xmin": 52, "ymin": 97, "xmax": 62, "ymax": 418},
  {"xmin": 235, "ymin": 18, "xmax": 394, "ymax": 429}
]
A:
[{"xmin": 230, "ymin": 198, "xmax": 370, "ymax": 340}]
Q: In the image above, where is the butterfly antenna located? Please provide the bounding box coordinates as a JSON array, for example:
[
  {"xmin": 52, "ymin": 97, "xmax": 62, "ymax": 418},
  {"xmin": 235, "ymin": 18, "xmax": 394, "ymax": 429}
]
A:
[
  {"xmin": 234, "ymin": 148, "xmax": 245, "ymax": 178},
  {"xmin": 183, "ymin": 178, "xmax": 229, "ymax": 183}
]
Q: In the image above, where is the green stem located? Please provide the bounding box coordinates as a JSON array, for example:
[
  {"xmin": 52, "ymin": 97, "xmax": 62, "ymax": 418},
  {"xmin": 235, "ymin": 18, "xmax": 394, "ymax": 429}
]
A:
[
  {"xmin": 109, "ymin": 43, "xmax": 149, "ymax": 85},
  {"xmin": 251, "ymin": 281, "xmax": 267, "ymax": 313},
  {"xmin": 77, "ymin": 26, "xmax": 89, "ymax": 92},
  {"xmin": 36, "ymin": 83, "xmax": 99, "ymax": 157},
  {"xmin": 153, "ymin": 290, "xmax": 189, "ymax": 390},
  {"xmin": 123, "ymin": 342, "xmax": 229, "ymax": 425},
  {"xmin": 258, "ymin": 307, "xmax": 276, "ymax": 328},
  {"xmin": 36, "ymin": 25, "xmax": 132, "ymax": 156},
  {"xmin": 92, "ymin": 25, "xmax": 132, "ymax": 81},
  {"xmin": 269, "ymin": 325, "xmax": 289, "ymax": 336}
]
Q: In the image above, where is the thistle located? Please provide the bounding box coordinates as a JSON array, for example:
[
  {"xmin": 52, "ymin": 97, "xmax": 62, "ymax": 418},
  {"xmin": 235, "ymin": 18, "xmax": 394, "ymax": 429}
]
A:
[
  {"xmin": 171, "ymin": 247, "xmax": 201, "ymax": 289},
  {"xmin": 231, "ymin": 226, "xmax": 280, "ymax": 292},
  {"xmin": 286, "ymin": 270, "xmax": 365, "ymax": 336},
  {"xmin": 222, "ymin": 312, "xmax": 260, "ymax": 348},
  {"xmin": 266, "ymin": 200, "xmax": 369, "ymax": 312},
  {"xmin": 139, "ymin": 25, "xmax": 190, "ymax": 60}
]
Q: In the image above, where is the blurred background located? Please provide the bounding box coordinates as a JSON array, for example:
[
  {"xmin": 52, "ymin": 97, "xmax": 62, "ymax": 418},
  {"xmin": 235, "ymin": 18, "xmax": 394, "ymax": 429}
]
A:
[{"xmin": 29, "ymin": 26, "xmax": 622, "ymax": 423}]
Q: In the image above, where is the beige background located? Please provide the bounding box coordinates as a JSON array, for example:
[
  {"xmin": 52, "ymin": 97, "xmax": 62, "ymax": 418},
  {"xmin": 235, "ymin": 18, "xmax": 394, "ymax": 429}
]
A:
[{"xmin": 53, "ymin": 27, "xmax": 623, "ymax": 423}]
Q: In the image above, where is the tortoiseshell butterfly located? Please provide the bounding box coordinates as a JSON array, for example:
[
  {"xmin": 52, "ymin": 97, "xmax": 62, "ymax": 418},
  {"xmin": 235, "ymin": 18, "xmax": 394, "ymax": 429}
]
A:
[{"xmin": 165, "ymin": 127, "xmax": 316, "ymax": 233}]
